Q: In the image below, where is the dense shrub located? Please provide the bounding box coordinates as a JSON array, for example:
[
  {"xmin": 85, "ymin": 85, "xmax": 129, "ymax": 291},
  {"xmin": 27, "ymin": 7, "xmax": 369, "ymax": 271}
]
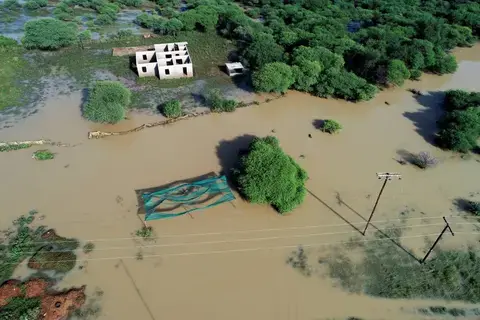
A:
[
  {"xmin": 2, "ymin": 0, "xmax": 21, "ymax": 9},
  {"xmin": 320, "ymin": 119, "xmax": 342, "ymax": 134},
  {"xmin": 83, "ymin": 81, "xmax": 132, "ymax": 123},
  {"xmin": 387, "ymin": 60, "xmax": 410, "ymax": 86},
  {"xmin": 235, "ymin": 136, "xmax": 308, "ymax": 213},
  {"xmin": 116, "ymin": 0, "xmax": 143, "ymax": 7},
  {"xmin": 252, "ymin": 62, "xmax": 294, "ymax": 93},
  {"xmin": 24, "ymin": 0, "xmax": 48, "ymax": 10},
  {"xmin": 22, "ymin": 18, "xmax": 78, "ymax": 50},
  {"xmin": 444, "ymin": 90, "xmax": 480, "ymax": 112},
  {"xmin": 466, "ymin": 201, "xmax": 480, "ymax": 216},
  {"xmin": 437, "ymin": 90, "xmax": 480, "ymax": 152},
  {"xmin": 412, "ymin": 151, "xmax": 438, "ymax": 169},
  {"xmin": 206, "ymin": 89, "xmax": 238, "ymax": 113},
  {"xmin": 162, "ymin": 99, "xmax": 182, "ymax": 118}
]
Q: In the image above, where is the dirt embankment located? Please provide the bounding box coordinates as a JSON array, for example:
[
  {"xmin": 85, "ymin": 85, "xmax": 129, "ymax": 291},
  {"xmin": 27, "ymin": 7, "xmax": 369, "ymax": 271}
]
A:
[{"xmin": 0, "ymin": 278, "xmax": 85, "ymax": 320}]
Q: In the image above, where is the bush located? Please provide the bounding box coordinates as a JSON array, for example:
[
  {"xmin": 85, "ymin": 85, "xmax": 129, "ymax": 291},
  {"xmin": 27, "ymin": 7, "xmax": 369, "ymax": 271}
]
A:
[
  {"xmin": 252, "ymin": 62, "xmax": 294, "ymax": 93},
  {"xmin": 444, "ymin": 90, "xmax": 480, "ymax": 112},
  {"xmin": 24, "ymin": 0, "xmax": 48, "ymax": 10},
  {"xmin": 83, "ymin": 81, "xmax": 132, "ymax": 123},
  {"xmin": 206, "ymin": 89, "xmax": 238, "ymax": 113},
  {"xmin": 466, "ymin": 201, "xmax": 480, "ymax": 216},
  {"xmin": 0, "ymin": 35, "xmax": 18, "ymax": 48},
  {"xmin": 410, "ymin": 69, "xmax": 422, "ymax": 80},
  {"xmin": 320, "ymin": 119, "xmax": 342, "ymax": 134},
  {"xmin": 387, "ymin": 59, "xmax": 410, "ymax": 86},
  {"xmin": 116, "ymin": 0, "xmax": 143, "ymax": 7},
  {"xmin": 32, "ymin": 149, "xmax": 55, "ymax": 160},
  {"xmin": 162, "ymin": 99, "xmax": 182, "ymax": 118},
  {"xmin": 2, "ymin": 0, "xmax": 21, "ymax": 9},
  {"xmin": 22, "ymin": 18, "xmax": 78, "ymax": 50},
  {"xmin": 412, "ymin": 151, "xmax": 438, "ymax": 169},
  {"xmin": 437, "ymin": 106, "xmax": 480, "ymax": 152},
  {"xmin": 235, "ymin": 136, "xmax": 308, "ymax": 213}
]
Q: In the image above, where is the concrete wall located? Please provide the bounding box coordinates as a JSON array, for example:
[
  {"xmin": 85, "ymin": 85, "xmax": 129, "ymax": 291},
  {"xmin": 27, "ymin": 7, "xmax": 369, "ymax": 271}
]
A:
[
  {"xmin": 135, "ymin": 51, "xmax": 156, "ymax": 65},
  {"xmin": 157, "ymin": 64, "xmax": 193, "ymax": 79},
  {"xmin": 137, "ymin": 62, "xmax": 157, "ymax": 78}
]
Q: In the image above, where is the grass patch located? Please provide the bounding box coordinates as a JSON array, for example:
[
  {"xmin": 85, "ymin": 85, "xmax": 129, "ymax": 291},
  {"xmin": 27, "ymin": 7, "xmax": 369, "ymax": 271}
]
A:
[
  {"xmin": 0, "ymin": 143, "xmax": 32, "ymax": 152},
  {"xmin": 32, "ymin": 149, "xmax": 55, "ymax": 160},
  {"xmin": 324, "ymin": 226, "xmax": 480, "ymax": 303},
  {"xmin": 0, "ymin": 46, "xmax": 30, "ymax": 110}
]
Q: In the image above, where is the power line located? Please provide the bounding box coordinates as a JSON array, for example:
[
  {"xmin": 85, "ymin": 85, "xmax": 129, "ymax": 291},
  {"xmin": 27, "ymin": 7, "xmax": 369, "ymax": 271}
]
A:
[
  {"xmin": 5, "ymin": 223, "xmax": 448, "ymax": 255},
  {"xmin": 2, "ymin": 232, "xmax": 449, "ymax": 265},
  {"xmin": 0, "ymin": 216, "xmax": 450, "ymax": 244}
]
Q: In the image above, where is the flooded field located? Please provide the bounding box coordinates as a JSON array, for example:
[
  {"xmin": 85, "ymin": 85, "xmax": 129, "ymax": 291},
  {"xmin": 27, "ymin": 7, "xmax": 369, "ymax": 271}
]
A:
[{"xmin": 1, "ymin": 44, "xmax": 480, "ymax": 319}]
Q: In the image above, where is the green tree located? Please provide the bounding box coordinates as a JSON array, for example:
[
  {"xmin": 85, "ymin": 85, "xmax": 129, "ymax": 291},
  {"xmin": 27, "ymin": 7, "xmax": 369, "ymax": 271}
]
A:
[
  {"xmin": 162, "ymin": 99, "xmax": 182, "ymax": 118},
  {"xmin": 22, "ymin": 18, "xmax": 78, "ymax": 50},
  {"xmin": 244, "ymin": 33, "xmax": 285, "ymax": 69},
  {"xmin": 83, "ymin": 81, "xmax": 132, "ymax": 123},
  {"xmin": 235, "ymin": 136, "xmax": 308, "ymax": 213},
  {"xmin": 387, "ymin": 59, "xmax": 410, "ymax": 86},
  {"xmin": 437, "ymin": 107, "xmax": 480, "ymax": 152},
  {"xmin": 163, "ymin": 18, "xmax": 183, "ymax": 35},
  {"xmin": 320, "ymin": 119, "xmax": 342, "ymax": 134},
  {"xmin": 444, "ymin": 90, "xmax": 480, "ymax": 112},
  {"xmin": 77, "ymin": 30, "xmax": 91, "ymax": 50},
  {"xmin": 252, "ymin": 62, "xmax": 294, "ymax": 93}
]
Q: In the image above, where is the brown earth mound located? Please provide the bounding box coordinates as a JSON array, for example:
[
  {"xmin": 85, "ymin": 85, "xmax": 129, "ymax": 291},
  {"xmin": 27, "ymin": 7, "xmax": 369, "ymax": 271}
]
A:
[{"xmin": 0, "ymin": 278, "xmax": 85, "ymax": 320}]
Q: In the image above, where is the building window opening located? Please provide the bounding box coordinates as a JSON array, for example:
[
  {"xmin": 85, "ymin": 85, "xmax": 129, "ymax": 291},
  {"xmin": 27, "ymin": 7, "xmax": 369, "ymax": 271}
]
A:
[
  {"xmin": 165, "ymin": 69, "xmax": 170, "ymax": 75},
  {"xmin": 183, "ymin": 67, "xmax": 187, "ymax": 75},
  {"xmin": 142, "ymin": 66, "xmax": 147, "ymax": 72},
  {"xmin": 143, "ymin": 54, "xmax": 147, "ymax": 60}
]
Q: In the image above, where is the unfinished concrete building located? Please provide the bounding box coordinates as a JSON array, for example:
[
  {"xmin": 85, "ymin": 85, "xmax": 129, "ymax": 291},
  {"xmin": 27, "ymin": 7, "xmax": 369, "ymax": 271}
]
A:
[{"xmin": 135, "ymin": 42, "xmax": 193, "ymax": 79}]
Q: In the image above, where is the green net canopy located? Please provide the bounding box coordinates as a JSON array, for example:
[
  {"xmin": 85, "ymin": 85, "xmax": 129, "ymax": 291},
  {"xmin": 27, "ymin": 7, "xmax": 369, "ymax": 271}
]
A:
[{"xmin": 142, "ymin": 175, "xmax": 235, "ymax": 221}]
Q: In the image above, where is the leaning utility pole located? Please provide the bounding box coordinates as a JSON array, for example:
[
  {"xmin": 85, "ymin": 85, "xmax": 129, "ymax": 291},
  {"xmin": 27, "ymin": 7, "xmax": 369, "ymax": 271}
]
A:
[
  {"xmin": 420, "ymin": 217, "xmax": 454, "ymax": 264},
  {"xmin": 362, "ymin": 172, "xmax": 402, "ymax": 236}
]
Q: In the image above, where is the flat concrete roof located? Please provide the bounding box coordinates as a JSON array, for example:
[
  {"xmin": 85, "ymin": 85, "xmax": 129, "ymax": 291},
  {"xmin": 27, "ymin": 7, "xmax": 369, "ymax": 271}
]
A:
[{"xmin": 225, "ymin": 62, "xmax": 244, "ymax": 69}]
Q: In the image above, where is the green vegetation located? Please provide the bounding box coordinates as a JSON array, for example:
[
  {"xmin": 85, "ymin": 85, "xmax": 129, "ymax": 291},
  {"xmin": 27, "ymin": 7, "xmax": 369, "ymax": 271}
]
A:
[
  {"xmin": 135, "ymin": 226, "xmax": 154, "ymax": 240},
  {"xmin": 252, "ymin": 62, "xmax": 294, "ymax": 94},
  {"xmin": 419, "ymin": 306, "xmax": 480, "ymax": 317},
  {"xmin": 24, "ymin": 0, "xmax": 48, "ymax": 10},
  {"xmin": 0, "ymin": 37, "xmax": 29, "ymax": 110},
  {"xmin": 0, "ymin": 297, "xmax": 41, "ymax": 320},
  {"xmin": 234, "ymin": 136, "xmax": 308, "ymax": 213},
  {"xmin": 32, "ymin": 149, "xmax": 55, "ymax": 161},
  {"xmin": 83, "ymin": 242, "xmax": 95, "ymax": 253},
  {"xmin": 1, "ymin": 0, "xmax": 21, "ymax": 10},
  {"xmin": 320, "ymin": 120, "xmax": 342, "ymax": 134},
  {"xmin": 0, "ymin": 143, "xmax": 32, "ymax": 152},
  {"xmin": 83, "ymin": 81, "xmax": 132, "ymax": 123},
  {"xmin": 387, "ymin": 60, "xmax": 410, "ymax": 87},
  {"xmin": 206, "ymin": 89, "xmax": 238, "ymax": 113},
  {"xmin": 54, "ymin": 0, "xmax": 120, "ymax": 25},
  {"xmin": 437, "ymin": 90, "xmax": 480, "ymax": 152},
  {"xmin": 466, "ymin": 200, "xmax": 480, "ymax": 216},
  {"xmin": 23, "ymin": 18, "xmax": 78, "ymax": 50},
  {"xmin": 162, "ymin": 99, "xmax": 182, "ymax": 118},
  {"xmin": 326, "ymin": 227, "xmax": 480, "ymax": 303}
]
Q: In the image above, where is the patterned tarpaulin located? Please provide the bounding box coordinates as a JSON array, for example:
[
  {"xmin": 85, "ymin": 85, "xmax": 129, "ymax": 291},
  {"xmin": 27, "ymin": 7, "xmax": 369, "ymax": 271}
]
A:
[{"xmin": 142, "ymin": 175, "xmax": 235, "ymax": 221}]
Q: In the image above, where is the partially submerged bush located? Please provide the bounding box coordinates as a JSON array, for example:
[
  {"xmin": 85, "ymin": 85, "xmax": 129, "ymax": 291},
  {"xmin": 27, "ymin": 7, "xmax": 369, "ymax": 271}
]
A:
[
  {"xmin": 320, "ymin": 119, "xmax": 342, "ymax": 134},
  {"xmin": 136, "ymin": 226, "xmax": 154, "ymax": 240},
  {"xmin": 83, "ymin": 81, "xmax": 132, "ymax": 123},
  {"xmin": 437, "ymin": 107, "xmax": 480, "ymax": 152},
  {"xmin": 235, "ymin": 136, "xmax": 308, "ymax": 213},
  {"xmin": 412, "ymin": 151, "xmax": 438, "ymax": 169},
  {"xmin": 252, "ymin": 62, "xmax": 294, "ymax": 93},
  {"xmin": 206, "ymin": 89, "xmax": 238, "ymax": 113},
  {"xmin": 83, "ymin": 242, "xmax": 95, "ymax": 254},
  {"xmin": 22, "ymin": 18, "xmax": 78, "ymax": 50},
  {"xmin": 467, "ymin": 201, "xmax": 480, "ymax": 216},
  {"xmin": 32, "ymin": 149, "xmax": 55, "ymax": 161},
  {"xmin": 162, "ymin": 99, "xmax": 182, "ymax": 118}
]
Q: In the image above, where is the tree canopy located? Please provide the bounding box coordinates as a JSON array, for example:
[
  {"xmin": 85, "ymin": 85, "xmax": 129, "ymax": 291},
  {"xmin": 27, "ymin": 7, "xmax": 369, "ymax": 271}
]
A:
[
  {"xmin": 252, "ymin": 62, "xmax": 294, "ymax": 93},
  {"xmin": 235, "ymin": 136, "xmax": 308, "ymax": 213},
  {"xmin": 437, "ymin": 90, "xmax": 480, "ymax": 153}
]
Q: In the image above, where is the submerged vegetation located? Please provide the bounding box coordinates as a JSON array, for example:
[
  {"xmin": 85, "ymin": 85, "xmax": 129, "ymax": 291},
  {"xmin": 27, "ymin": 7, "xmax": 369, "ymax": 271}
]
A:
[
  {"xmin": 234, "ymin": 136, "xmax": 308, "ymax": 213},
  {"xmin": 437, "ymin": 90, "xmax": 480, "ymax": 152},
  {"xmin": 162, "ymin": 99, "xmax": 182, "ymax": 118},
  {"xmin": 320, "ymin": 120, "xmax": 342, "ymax": 134},
  {"xmin": 32, "ymin": 149, "xmax": 55, "ymax": 160},
  {"xmin": 325, "ymin": 227, "xmax": 480, "ymax": 303}
]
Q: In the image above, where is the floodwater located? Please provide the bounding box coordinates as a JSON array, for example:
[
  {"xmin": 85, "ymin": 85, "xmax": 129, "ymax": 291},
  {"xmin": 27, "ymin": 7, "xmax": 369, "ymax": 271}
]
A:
[{"xmin": 1, "ymin": 44, "xmax": 480, "ymax": 319}]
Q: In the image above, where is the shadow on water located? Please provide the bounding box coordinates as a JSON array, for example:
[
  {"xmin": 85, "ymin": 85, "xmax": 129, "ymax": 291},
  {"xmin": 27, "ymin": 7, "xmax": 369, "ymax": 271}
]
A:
[
  {"xmin": 403, "ymin": 91, "xmax": 445, "ymax": 146},
  {"xmin": 307, "ymin": 188, "xmax": 421, "ymax": 263},
  {"xmin": 312, "ymin": 119, "xmax": 325, "ymax": 130},
  {"xmin": 215, "ymin": 134, "xmax": 256, "ymax": 192}
]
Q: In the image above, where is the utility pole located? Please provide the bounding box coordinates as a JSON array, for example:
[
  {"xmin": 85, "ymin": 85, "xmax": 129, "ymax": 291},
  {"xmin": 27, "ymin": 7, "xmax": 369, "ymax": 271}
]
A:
[
  {"xmin": 362, "ymin": 172, "xmax": 402, "ymax": 236},
  {"xmin": 420, "ymin": 217, "xmax": 454, "ymax": 264}
]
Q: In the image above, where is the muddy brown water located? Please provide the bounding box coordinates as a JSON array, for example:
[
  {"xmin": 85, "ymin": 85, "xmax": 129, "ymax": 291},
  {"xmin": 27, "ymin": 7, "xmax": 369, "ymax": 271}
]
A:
[{"xmin": 1, "ymin": 45, "xmax": 480, "ymax": 319}]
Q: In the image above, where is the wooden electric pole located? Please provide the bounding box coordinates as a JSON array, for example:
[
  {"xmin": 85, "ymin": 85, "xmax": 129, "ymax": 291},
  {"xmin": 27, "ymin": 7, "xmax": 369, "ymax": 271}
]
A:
[
  {"xmin": 362, "ymin": 172, "xmax": 402, "ymax": 236},
  {"xmin": 420, "ymin": 217, "xmax": 454, "ymax": 264}
]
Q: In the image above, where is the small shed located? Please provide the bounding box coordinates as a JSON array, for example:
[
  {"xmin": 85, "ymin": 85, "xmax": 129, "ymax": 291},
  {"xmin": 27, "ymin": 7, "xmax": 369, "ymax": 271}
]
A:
[{"xmin": 225, "ymin": 62, "xmax": 245, "ymax": 76}]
